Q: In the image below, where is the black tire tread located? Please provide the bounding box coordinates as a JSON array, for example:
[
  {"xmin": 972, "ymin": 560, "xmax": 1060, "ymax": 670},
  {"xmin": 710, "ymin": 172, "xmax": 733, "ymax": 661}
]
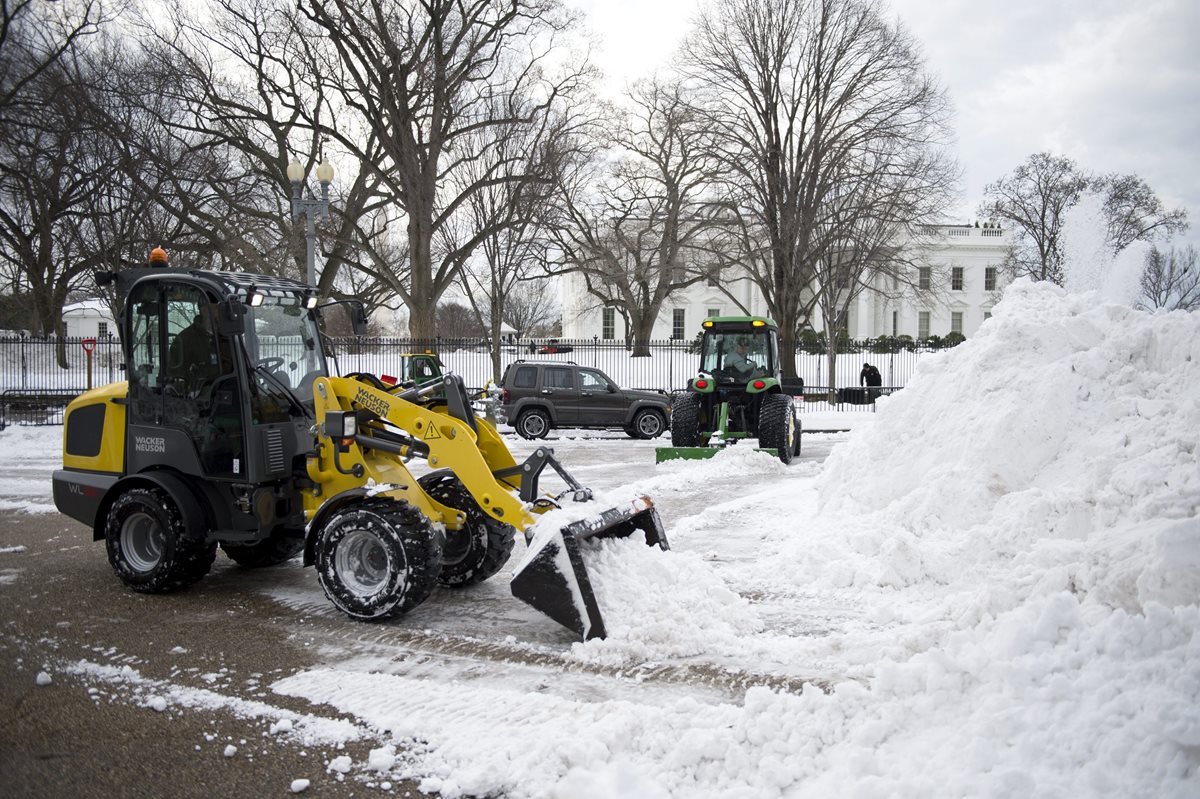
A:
[
  {"xmin": 757, "ymin": 393, "xmax": 795, "ymax": 465},
  {"xmin": 315, "ymin": 499, "xmax": 443, "ymax": 620},
  {"xmin": 670, "ymin": 393, "xmax": 702, "ymax": 447},
  {"xmin": 104, "ymin": 487, "xmax": 216, "ymax": 593},
  {"xmin": 420, "ymin": 474, "xmax": 516, "ymax": 588}
]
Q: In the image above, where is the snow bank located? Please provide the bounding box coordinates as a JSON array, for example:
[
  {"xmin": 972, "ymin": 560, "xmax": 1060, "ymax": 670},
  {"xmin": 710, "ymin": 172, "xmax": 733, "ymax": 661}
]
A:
[{"xmin": 806, "ymin": 280, "xmax": 1199, "ymax": 611}]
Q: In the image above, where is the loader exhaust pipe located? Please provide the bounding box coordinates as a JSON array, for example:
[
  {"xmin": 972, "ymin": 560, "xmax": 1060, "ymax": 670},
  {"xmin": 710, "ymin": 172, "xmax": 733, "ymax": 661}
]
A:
[{"xmin": 509, "ymin": 497, "xmax": 668, "ymax": 641}]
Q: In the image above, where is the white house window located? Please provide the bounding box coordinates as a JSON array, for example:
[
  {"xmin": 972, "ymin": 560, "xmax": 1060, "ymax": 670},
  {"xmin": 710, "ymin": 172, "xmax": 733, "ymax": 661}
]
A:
[
  {"xmin": 98, "ymin": 321, "xmax": 109, "ymax": 338},
  {"xmin": 918, "ymin": 311, "xmax": 930, "ymax": 339},
  {"xmin": 602, "ymin": 307, "xmax": 615, "ymax": 340},
  {"xmin": 918, "ymin": 267, "xmax": 931, "ymax": 291},
  {"xmin": 706, "ymin": 307, "xmax": 721, "ymax": 319},
  {"xmin": 672, "ymin": 309, "xmax": 686, "ymax": 339},
  {"xmin": 951, "ymin": 267, "xmax": 963, "ymax": 291},
  {"xmin": 983, "ymin": 311, "xmax": 992, "ymax": 321},
  {"xmin": 985, "ymin": 266, "xmax": 997, "ymax": 291},
  {"xmin": 891, "ymin": 310, "xmax": 898, "ymax": 336},
  {"xmin": 951, "ymin": 311, "xmax": 963, "ymax": 334}
]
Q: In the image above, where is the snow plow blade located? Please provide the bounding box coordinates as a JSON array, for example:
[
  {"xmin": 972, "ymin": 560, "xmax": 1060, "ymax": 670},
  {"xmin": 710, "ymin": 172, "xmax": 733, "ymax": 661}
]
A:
[
  {"xmin": 655, "ymin": 446, "xmax": 777, "ymax": 462},
  {"xmin": 510, "ymin": 497, "xmax": 668, "ymax": 641}
]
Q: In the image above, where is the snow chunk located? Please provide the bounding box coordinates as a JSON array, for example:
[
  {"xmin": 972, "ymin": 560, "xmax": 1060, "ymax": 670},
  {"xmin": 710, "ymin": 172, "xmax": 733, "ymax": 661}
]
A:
[
  {"xmin": 35, "ymin": 671, "xmax": 51, "ymax": 686},
  {"xmin": 289, "ymin": 778, "xmax": 310, "ymax": 793},
  {"xmin": 224, "ymin": 745, "xmax": 238, "ymax": 758}
]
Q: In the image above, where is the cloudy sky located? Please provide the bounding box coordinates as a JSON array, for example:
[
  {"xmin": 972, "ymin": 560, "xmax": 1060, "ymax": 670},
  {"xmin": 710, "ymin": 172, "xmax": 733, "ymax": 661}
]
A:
[{"xmin": 567, "ymin": 0, "xmax": 1200, "ymax": 243}]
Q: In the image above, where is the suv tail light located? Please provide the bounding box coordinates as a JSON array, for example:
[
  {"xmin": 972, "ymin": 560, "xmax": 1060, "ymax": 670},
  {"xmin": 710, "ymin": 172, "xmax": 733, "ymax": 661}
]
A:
[{"xmin": 501, "ymin": 388, "xmax": 510, "ymax": 404}]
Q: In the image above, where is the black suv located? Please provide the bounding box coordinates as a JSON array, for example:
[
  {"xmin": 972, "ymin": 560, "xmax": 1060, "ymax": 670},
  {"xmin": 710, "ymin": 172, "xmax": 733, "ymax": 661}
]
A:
[{"xmin": 499, "ymin": 361, "xmax": 671, "ymax": 439}]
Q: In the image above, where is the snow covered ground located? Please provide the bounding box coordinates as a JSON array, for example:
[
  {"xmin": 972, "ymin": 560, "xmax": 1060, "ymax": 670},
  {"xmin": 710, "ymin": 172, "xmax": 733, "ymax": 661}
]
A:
[{"xmin": 1, "ymin": 279, "xmax": 1197, "ymax": 797}]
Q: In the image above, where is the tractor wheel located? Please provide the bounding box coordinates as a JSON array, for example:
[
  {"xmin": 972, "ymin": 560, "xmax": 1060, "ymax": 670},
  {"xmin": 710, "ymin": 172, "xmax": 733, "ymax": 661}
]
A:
[
  {"xmin": 104, "ymin": 487, "xmax": 217, "ymax": 593},
  {"xmin": 419, "ymin": 472, "xmax": 516, "ymax": 588},
  {"xmin": 630, "ymin": 408, "xmax": 667, "ymax": 439},
  {"xmin": 514, "ymin": 408, "xmax": 551, "ymax": 439},
  {"xmin": 670, "ymin": 393, "xmax": 702, "ymax": 447},
  {"xmin": 221, "ymin": 532, "xmax": 304, "ymax": 568},
  {"xmin": 757, "ymin": 393, "xmax": 796, "ymax": 465},
  {"xmin": 315, "ymin": 499, "xmax": 443, "ymax": 620}
]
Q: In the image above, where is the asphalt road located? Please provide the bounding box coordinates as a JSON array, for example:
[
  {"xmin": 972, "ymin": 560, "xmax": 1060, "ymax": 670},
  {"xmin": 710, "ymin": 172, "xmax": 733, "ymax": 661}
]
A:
[{"xmin": 0, "ymin": 512, "xmax": 426, "ymax": 799}]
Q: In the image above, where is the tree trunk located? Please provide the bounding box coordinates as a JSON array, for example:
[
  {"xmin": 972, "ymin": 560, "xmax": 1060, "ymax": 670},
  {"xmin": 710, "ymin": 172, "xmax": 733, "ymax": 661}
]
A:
[{"xmin": 629, "ymin": 312, "xmax": 656, "ymax": 357}]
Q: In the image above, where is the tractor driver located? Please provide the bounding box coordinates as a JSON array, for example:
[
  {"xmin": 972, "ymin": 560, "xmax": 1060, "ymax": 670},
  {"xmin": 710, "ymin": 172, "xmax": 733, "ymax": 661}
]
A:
[{"xmin": 723, "ymin": 336, "xmax": 761, "ymax": 378}]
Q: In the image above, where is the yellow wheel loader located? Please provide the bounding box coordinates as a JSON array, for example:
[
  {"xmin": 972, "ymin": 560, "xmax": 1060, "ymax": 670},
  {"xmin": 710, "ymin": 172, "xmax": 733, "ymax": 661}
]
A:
[{"xmin": 51, "ymin": 262, "xmax": 666, "ymax": 640}]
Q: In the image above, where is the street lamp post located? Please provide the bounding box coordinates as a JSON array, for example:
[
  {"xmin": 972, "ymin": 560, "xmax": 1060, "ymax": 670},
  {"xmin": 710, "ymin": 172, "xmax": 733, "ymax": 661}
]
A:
[{"xmin": 286, "ymin": 157, "xmax": 334, "ymax": 287}]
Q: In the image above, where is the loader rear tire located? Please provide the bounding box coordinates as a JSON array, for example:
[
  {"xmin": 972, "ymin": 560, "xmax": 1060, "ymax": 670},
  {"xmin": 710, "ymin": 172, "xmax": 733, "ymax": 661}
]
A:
[
  {"xmin": 670, "ymin": 393, "xmax": 702, "ymax": 447},
  {"xmin": 419, "ymin": 473, "xmax": 516, "ymax": 588},
  {"xmin": 757, "ymin": 393, "xmax": 796, "ymax": 465},
  {"xmin": 315, "ymin": 499, "xmax": 443, "ymax": 620},
  {"xmin": 104, "ymin": 487, "xmax": 216, "ymax": 593},
  {"xmin": 221, "ymin": 532, "xmax": 304, "ymax": 568}
]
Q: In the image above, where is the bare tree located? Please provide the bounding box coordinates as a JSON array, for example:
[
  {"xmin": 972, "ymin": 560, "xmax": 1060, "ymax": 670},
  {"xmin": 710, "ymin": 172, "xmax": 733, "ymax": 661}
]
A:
[
  {"xmin": 502, "ymin": 277, "xmax": 558, "ymax": 337},
  {"xmin": 1138, "ymin": 245, "xmax": 1199, "ymax": 312},
  {"xmin": 980, "ymin": 153, "xmax": 1188, "ymax": 287},
  {"xmin": 549, "ymin": 79, "xmax": 725, "ymax": 356},
  {"xmin": 0, "ymin": 38, "xmax": 107, "ymax": 358},
  {"xmin": 1097, "ymin": 173, "xmax": 1189, "ymax": 253},
  {"xmin": 298, "ymin": 0, "xmax": 590, "ymax": 338},
  {"xmin": 685, "ymin": 0, "xmax": 955, "ymax": 376},
  {"xmin": 0, "ymin": 0, "xmax": 102, "ymax": 114}
]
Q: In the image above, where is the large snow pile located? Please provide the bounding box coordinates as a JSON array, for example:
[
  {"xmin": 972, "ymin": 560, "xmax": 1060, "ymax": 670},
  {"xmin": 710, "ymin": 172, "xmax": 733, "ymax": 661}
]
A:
[{"xmin": 808, "ymin": 279, "xmax": 1199, "ymax": 611}]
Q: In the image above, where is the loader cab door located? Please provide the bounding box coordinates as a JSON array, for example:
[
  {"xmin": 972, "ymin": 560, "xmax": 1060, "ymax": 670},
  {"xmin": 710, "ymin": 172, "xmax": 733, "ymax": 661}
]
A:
[{"xmin": 126, "ymin": 280, "xmax": 246, "ymax": 479}]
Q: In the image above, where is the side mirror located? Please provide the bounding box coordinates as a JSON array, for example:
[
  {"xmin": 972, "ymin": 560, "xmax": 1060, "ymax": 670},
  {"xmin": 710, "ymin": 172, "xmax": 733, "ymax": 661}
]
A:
[
  {"xmin": 608, "ymin": 383, "xmax": 617, "ymax": 393},
  {"xmin": 349, "ymin": 301, "xmax": 369, "ymax": 336},
  {"xmin": 217, "ymin": 298, "xmax": 245, "ymax": 336}
]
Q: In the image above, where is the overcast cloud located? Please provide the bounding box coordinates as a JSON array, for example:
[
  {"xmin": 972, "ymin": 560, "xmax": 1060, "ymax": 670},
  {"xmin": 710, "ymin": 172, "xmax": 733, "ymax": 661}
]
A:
[{"xmin": 568, "ymin": 0, "xmax": 1199, "ymax": 243}]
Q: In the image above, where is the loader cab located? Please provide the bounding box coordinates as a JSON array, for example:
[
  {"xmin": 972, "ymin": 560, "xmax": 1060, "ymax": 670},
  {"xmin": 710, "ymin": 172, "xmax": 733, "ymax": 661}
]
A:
[{"xmin": 122, "ymin": 271, "xmax": 328, "ymax": 483}]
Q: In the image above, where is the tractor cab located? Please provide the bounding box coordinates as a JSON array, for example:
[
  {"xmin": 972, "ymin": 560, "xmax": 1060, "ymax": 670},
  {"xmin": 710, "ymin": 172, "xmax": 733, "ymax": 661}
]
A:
[{"xmin": 699, "ymin": 321, "xmax": 778, "ymax": 383}]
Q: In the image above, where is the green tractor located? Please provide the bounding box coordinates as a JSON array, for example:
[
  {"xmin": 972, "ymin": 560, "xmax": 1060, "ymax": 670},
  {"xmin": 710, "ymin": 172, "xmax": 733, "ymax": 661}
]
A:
[{"xmin": 657, "ymin": 316, "xmax": 804, "ymax": 464}]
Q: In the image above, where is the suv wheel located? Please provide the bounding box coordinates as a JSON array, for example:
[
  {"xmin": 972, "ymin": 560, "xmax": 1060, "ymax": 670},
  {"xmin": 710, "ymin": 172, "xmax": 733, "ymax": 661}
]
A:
[
  {"xmin": 629, "ymin": 408, "xmax": 666, "ymax": 439},
  {"xmin": 515, "ymin": 408, "xmax": 551, "ymax": 439}
]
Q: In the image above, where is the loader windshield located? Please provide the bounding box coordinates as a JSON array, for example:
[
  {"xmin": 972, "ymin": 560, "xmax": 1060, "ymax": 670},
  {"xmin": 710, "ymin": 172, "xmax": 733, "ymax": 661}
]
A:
[{"xmin": 247, "ymin": 298, "xmax": 328, "ymax": 405}]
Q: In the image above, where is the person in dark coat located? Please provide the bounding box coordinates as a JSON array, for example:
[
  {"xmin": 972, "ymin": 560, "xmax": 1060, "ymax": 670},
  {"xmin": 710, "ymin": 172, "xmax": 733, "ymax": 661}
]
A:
[{"xmin": 860, "ymin": 362, "xmax": 883, "ymax": 402}]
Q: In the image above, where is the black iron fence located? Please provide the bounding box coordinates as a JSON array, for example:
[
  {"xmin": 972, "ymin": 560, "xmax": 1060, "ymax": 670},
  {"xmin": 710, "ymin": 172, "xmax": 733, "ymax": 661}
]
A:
[{"xmin": 0, "ymin": 334, "xmax": 953, "ymax": 425}]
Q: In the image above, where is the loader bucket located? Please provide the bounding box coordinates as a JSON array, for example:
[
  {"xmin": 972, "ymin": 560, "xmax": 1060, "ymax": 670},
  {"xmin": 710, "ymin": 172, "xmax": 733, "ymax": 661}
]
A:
[{"xmin": 510, "ymin": 498, "xmax": 668, "ymax": 641}]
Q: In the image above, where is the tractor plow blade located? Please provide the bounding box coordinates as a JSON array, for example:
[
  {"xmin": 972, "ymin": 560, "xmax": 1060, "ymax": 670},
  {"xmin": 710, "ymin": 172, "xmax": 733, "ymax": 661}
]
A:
[
  {"xmin": 510, "ymin": 497, "xmax": 668, "ymax": 641},
  {"xmin": 655, "ymin": 446, "xmax": 778, "ymax": 463}
]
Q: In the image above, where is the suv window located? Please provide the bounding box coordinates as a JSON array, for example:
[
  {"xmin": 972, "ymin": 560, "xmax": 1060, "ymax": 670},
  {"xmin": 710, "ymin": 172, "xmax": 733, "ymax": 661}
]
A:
[
  {"xmin": 579, "ymin": 369, "xmax": 609, "ymax": 391},
  {"xmin": 544, "ymin": 367, "xmax": 574, "ymax": 389},
  {"xmin": 513, "ymin": 365, "xmax": 538, "ymax": 388}
]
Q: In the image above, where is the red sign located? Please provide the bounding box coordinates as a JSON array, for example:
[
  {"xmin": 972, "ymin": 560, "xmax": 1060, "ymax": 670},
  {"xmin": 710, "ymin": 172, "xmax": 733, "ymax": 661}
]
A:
[{"xmin": 81, "ymin": 338, "xmax": 97, "ymax": 353}]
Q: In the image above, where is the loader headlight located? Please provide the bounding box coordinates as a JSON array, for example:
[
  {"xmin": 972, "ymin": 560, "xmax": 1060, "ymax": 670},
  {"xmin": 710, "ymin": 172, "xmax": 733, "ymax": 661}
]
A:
[
  {"xmin": 248, "ymin": 290, "xmax": 265, "ymax": 307},
  {"xmin": 325, "ymin": 410, "xmax": 355, "ymax": 439}
]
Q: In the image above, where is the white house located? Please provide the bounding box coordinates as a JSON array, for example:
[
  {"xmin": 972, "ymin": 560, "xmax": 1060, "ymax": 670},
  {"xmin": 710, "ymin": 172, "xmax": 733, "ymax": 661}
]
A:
[
  {"xmin": 560, "ymin": 223, "xmax": 1013, "ymax": 341},
  {"xmin": 62, "ymin": 299, "xmax": 116, "ymax": 339}
]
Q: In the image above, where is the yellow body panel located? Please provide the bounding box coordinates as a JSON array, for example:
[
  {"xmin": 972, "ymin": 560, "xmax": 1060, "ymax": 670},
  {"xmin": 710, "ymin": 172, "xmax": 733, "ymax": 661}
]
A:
[
  {"xmin": 304, "ymin": 376, "xmax": 536, "ymax": 531},
  {"xmin": 61, "ymin": 382, "xmax": 128, "ymax": 474}
]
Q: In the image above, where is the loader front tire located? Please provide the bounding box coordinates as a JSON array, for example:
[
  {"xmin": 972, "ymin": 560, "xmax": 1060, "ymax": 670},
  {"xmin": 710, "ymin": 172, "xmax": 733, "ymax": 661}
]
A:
[
  {"xmin": 419, "ymin": 473, "xmax": 516, "ymax": 588},
  {"xmin": 315, "ymin": 499, "xmax": 443, "ymax": 621},
  {"xmin": 105, "ymin": 487, "xmax": 216, "ymax": 593},
  {"xmin": 757, "ymin": 393, "xmax": 796, "ymax": 465}
]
